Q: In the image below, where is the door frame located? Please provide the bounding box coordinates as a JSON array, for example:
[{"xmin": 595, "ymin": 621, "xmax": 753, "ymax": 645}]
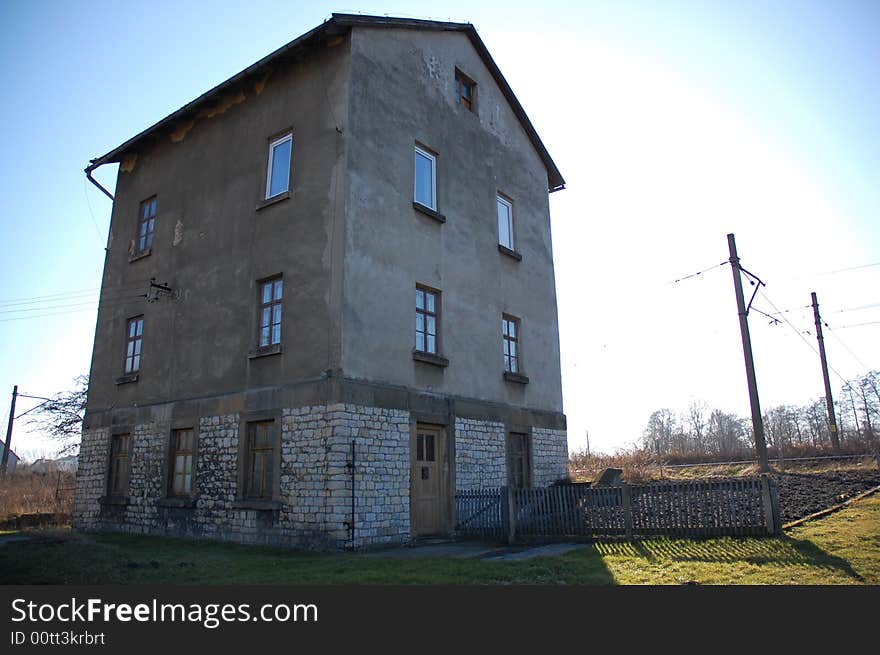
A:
[{"xmin": 409, "ymin": 413, "xmax": 454, "ymax": 537}]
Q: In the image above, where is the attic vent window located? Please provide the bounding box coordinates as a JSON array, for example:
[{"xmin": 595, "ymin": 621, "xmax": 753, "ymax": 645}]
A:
[
  {"xmin": 265, "ymin": 133, "xmax": 292, "ymax": 199},
  {"xmin": 455, "ymin": 69, "xmax": 475, "ymax": 112}
]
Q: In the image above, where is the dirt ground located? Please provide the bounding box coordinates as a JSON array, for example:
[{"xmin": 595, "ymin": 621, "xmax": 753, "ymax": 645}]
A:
[{"xmin": 774, "ymin": 468, "xmax": 880, "ymax": 523}]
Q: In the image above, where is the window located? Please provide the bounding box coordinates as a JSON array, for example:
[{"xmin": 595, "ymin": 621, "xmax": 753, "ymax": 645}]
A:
[
  {"xmin": 497, "ymin": 195, "xmax": 514, "ymax": 250},
  {"xmin": 124, "ymin": 316, "xmax": 143, "ymax": 373},
  {"xmin": 507, "ymin": 432, "xmax": 531, "ymax": 489},
  {"xmin": 108, "ymin": 434, "xmax": 130, "ymax": 496},
  {"xmin": 455, "ymin": 69, "xmax": 476, "ymax": 112},
  {"xmin": 245, "ymin": 421, "xmax": 276, "ymax": 499},
  {"xmin": 414, "ymin": 146, "xmax": 436, "ymax": 210},
  {"xmin": 137, "ymin": 197, "xmax": 157, "ymax": 254},
  {"xmin": 258, "ymin": 277, "xmax": 283, "ymax": 349},
  {"xmin": 415, "ymin": 286, "xmax": 439, "ymax": 354},
  {"xmin": 265, "ymin": 133, "xmax": 292, "ymax": 199},
  {"xmin": 169, "ymin": 428, "xmax": 195, "ymax": 496},
  {"xmin": 502, "ymin": 315, "xmax": 520, "ymax": 373}
]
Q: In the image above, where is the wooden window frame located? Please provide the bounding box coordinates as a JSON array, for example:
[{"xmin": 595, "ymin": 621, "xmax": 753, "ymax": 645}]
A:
[
  {"xmin": 107, "ymin": 433, "xmax": 131, "ymax": 497},
  {"xmin": 136, "ymin": 196, "xmax": 157, "ymax": 255},
  {"xmin": 455, "ymin": 68, "xmax": 476, "ymax": 112},
  {"xmin": 415, "ymin": 285, "xmax": 441, "ymax": 356},
  {"xmin": 124, "ymin": 316, "xmax": 143, "ymax": 374},
  {"xmin": 497, "ymin": 194, "xmax": 514, "ymax": 251},
  {"xmin": 265, "ymin": 132, "xmax": 293, "ymax": 200},
  {"xmin": 502, "ymin": 314, "xmax": 521, "ymax": 374},
  {"xmin": 256, "ymin": 275, "xmax": 283, "ymax": 352},
  {"xmin": 506, "ymin": 431, "xmax": 532, "ymax": 490},
  {"xmin": 168, "ymin": 427, "xmax": 197, "ymax": 497},
  {"xmin": 240, "ymin": 418, "xmax": 279, "ymax": 501},
  {"xmin": 413, "ymin": 145, "xmax": 437, "ymax": 211}
]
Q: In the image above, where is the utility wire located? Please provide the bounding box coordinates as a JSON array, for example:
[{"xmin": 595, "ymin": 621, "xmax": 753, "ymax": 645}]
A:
[
  {"xmin": 837, "ymin": 320, "xmax": 880, "ymax": 330},
  {"xmin": 758, "ymin": 289, "xmax": 858, "ymax": 390},
  {"xmin": 0, "ymin": 281, "xmax": 152, "ymax": 306},
  {"xmin": 668, "ymin": 260, "xmax": 728, "ymax": 285},
  {"xmin": 816, "ymin": 261, "xmax": 880, "ymax": 276},
  {"xmin": 824, "ymin": 321, "xmax": 872, "ymax": 372}
]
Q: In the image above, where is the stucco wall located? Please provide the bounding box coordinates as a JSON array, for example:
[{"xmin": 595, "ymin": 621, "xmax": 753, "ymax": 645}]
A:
[
  {"xmin": 342, "ymin": 27, "xmax": 564, "ymax": 413},
  {"xmin": 86, "ymin": 37, "xmax": 351, "ymax": 412}
]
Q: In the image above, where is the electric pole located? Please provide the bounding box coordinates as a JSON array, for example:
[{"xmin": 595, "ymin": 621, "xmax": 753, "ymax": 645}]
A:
[
  {"xmin": 811, "ymin": 292, "xmax": 841, "ymax": 451},
  {"xmin": 727, "ymin": 234, "xmax": 770, "ymax": 472},
  {"xmin": 1, "ymin": 385, "xmax": 18, "ymax": 477}
]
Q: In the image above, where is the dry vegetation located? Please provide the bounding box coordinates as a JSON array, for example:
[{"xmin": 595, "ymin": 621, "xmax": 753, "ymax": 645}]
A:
[
  {"xmin": 0, "ymin": 468, "xmax": 74, "ymax": 528},
  {"xmin": 569, "ymin": 447, "xmax": 880, "ymax": 483}
]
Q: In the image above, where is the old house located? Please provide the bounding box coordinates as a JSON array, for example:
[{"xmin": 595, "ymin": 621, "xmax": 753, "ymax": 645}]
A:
[{"xmin": 74, "ymin": 14, "xmax": 568, "ymax": 548}]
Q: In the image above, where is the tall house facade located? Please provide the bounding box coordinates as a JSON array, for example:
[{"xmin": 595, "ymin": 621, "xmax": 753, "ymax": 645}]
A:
[{"xmin": 75, "ymin": 15, "xmax": 568, "ymax": 548}]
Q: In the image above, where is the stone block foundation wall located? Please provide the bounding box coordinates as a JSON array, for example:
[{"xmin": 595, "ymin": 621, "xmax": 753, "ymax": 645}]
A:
[
  {"xmin": 455, "ymin": 418, "xmax": 506, "ymax": 489},
  {"xmin": 532, "ymin": 427, "xmax": 570, "ymax": 486},
  {"xmin": 73, "ymin": 404, "xmax": 568, "ymax": 549},
  {"xmin": 73, "ymin": 404, "xmax": 411, "ymax": 549}
]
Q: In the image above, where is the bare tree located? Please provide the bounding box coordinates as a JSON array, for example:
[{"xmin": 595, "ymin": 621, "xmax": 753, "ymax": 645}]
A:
[
  {"xmin": 687, "ymin": 401, "xmax": 708, "ymax": 454},
  {"xmin": 26, "ymin": 375, "xmax": 87, "ymax": 455}
]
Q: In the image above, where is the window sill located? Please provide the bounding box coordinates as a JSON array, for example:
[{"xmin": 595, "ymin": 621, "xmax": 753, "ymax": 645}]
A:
[
  {"xmin": 99, "ymin": 495, "xmax": 130, "ymax": 507},
  {"xmin": 248, "ymin": 344, "xmax": 283, "ymax": 359},
  {"xmin": 115, "ymin": 373, "xmax": 139, "ymax": 385},
  {"xmin": 498, "ymin": 244, "xmax": 523, "ymax": 261},
  {"xmin": 157, "ymin": 497, "xmax": 197, "ymax": 509},
  {"xmin": 413, "ymin": 350, "xmax": 449, "ymax": 367},
  {"xmin": 231, "ymin": 499, "xmax": 282, "ymax": 511},
  {"xmin": 503, "ymin": 371, "xmax": 530, "ymax": 384},
  {"xmin": 256, "ymin": 191, "xmax": 290, "ymax": 211},
  {"xmin": 129, "ymin": 248, "xmax": 151, "ymax": 263},
  {"xmin": 413, "ymin": 202, "xmax": 446, "ymax": 223}
]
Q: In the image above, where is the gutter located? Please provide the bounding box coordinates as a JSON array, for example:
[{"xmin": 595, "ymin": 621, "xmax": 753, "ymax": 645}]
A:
[{"xmin": 85, "ymin": 161, "xmax": 115, "ymax": 201}]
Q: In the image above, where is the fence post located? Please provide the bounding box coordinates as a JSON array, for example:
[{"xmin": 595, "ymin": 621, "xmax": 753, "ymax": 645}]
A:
[
  {"xmin": 760, "ymin": 475, "xmax": 775, "ymax": 535},
  {"xmin": 506, "ymin": 486, "xmax": 517, "ymax": 544},
  {"xmin": 621, "ymin": 483, "xmax": 633, "ymax": 540},
  {"xmin": 769, "ymin": 477, "xmax": 782, "ymax": 534},
  {"xmin": 500, "ymin": 486, "xmax": 509, "ymax": 541}
]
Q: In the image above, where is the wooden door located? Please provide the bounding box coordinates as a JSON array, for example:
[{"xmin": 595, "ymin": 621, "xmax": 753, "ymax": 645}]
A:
[{"xmin": 411, "ymin": 424, "xmax": 447, "ymax": 536}]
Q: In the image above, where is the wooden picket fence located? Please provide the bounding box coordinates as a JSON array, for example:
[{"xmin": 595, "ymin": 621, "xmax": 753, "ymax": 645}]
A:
[{"xmin": 455, "ymin": 476, "xmax": 781, "ymax": 542}]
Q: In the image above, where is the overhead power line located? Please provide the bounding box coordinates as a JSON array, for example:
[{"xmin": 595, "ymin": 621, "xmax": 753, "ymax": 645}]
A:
[{"xmin": 668, "ymin": 260, "xmax": 728, "ymax": 285}]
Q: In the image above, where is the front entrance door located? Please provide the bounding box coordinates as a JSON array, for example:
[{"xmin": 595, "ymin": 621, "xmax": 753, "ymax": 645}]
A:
[{"xmin": 410, "ymin": 424, "xmax": 447, "ymax": 537}]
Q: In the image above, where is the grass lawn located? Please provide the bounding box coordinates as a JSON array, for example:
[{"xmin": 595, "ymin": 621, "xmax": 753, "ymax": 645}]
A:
[{"xmin": 1, "ymin": 495, "xmax": 877, "ymax": 585}]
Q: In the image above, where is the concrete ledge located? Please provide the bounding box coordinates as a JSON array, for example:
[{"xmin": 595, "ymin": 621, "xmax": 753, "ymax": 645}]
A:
[
  {"xmin": 256, "ymin": 191, "xmax": 290, "ymax": 211},
  {"xmin": 497, "ymin": 244, "xmax": 522, "ymax": 261},
  {"xmin": 412, "ymin": 350, "xmax": 449, "ymax": 367},
  {"xmin": 115, "ymin": 373, "xmax": 139, "ymax": 385},
  {"xmin": 503, "ymin": 371, "xmax": 529, "ymax": 384},
  {"xmin": 249, "ymin": 345, "xmax": 283, "ymax": 359},
  {"xmin": 128, "ymin": 248, "xmax": 151, "ymax": 263},
  {"xmin": 412, "ymin": 201, "xmax": 446, "ymax": 223}
]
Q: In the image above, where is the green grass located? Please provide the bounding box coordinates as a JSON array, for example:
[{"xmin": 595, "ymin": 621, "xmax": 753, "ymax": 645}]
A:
[{"xmin": 1, "ymin": 495, "xmax": 877, "ymax": 585}]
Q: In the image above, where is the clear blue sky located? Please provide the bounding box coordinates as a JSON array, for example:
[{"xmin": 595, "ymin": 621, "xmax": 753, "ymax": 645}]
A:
[{"xmin": 1, "ymin": 0, "xmax": 878, "ymax": 458}]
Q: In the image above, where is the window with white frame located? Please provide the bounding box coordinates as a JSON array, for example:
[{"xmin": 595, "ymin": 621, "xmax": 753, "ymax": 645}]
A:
[
  {"xmin": 265, "ymin": 133, "xmax": 292, "ymax": 199},
  {"xmin": 497, "ymin": 195, "xmax": 514, "ymax": 250},
  {"xmin": 414, "ymin": 146, "xmax": 436, "ymax": 210},
  {"xmin": 258, "ymin": 277, "xmax": 283, "ymax": 349},
  {"xmin": 124, "ymin": 316, "xmax": 143, "ymax": 374}
]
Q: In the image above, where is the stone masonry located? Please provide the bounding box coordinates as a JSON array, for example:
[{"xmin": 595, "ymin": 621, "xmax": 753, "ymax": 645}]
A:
[
  {"xmin": 455, "ymin": 418, "xmax": 506, "ymax": 489},
  {"xmin": 74, "ymin": 404, "xmax": 568, "ymax": 549}
]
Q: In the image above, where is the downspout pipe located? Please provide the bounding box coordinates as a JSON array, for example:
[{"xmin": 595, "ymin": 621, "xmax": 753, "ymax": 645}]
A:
[{"xmin": 85, "ymin": 161, "xmax": 115, "ymax": 201}]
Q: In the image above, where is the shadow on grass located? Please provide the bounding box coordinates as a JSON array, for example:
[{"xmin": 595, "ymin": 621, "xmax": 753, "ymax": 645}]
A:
[{"xmin": 593, "ymin": 535, "xmax": 863, "ymax": 582}]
